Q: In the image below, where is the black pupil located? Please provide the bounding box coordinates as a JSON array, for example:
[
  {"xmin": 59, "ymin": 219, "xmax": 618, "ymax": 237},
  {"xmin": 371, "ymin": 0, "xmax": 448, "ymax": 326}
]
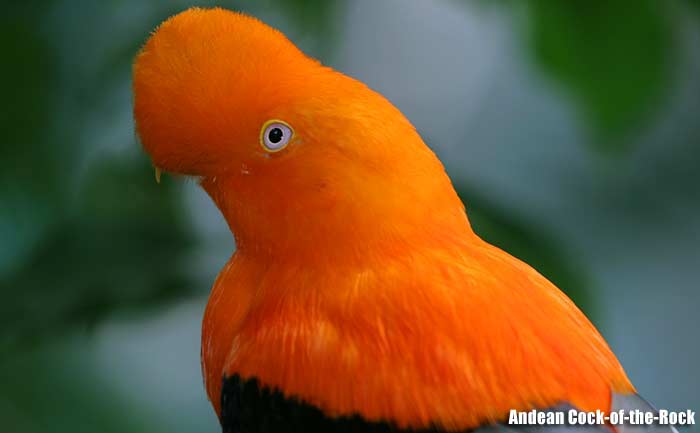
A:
[{"xmin": 268, "ymin": 127, "xmax": 283, "ymax": 144}]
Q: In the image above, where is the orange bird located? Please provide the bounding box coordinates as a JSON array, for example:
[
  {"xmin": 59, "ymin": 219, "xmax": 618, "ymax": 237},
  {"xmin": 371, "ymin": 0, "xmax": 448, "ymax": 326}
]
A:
[{"xmin": 133, "ymin": 8, "xmax": 674, "ymax": 433}]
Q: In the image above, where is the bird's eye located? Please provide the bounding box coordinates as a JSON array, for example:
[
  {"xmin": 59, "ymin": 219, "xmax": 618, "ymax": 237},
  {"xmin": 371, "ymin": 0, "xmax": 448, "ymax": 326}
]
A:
[{"xmin": 260, "ymin": 120, "xmax": 293, "ymax": 152}]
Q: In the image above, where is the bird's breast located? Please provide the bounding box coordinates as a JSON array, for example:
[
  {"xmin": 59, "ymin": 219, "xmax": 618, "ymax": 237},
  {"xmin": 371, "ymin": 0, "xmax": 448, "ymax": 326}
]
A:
[{"xmin": 203, "ymin": 240, "xmax": 633, "ymax": 431}]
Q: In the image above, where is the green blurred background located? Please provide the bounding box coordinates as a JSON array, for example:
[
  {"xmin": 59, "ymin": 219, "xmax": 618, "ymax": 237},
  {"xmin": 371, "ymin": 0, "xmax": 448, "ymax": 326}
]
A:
[{"xmin": 1, "ymin": 1, "xmax": 698, "ymax": 431}]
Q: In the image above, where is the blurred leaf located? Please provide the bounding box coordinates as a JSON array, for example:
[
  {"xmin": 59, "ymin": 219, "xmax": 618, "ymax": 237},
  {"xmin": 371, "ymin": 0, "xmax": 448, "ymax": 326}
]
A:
[
  {"xmin": 0, "ymin": 4, "xmax": 65, "ymax": 276},
  {"xmin": 458, "ymin": 187, "xmax": 595, "ymax": 318},
  {"xmin": 524, "ymin": 0, "xmax": 672, "ymax": 149},
  {"xmin": 0, "ymin": 5, "xmax": 55, "ymax": 170},
  {"xmin": 277, "ymin": 0, "xmax": 338, "ymax": 35},
  {"xmin": 270, "ymin": 0, "xmax": 344, "ymax": 56},
  {"xmin": 0, "ymin": 159, "xmax": 198, "ymax": 352},
  {"xmin": 0, "ymin": 339, "xmax": 163, "ymax": 433},
  {"xmin": 0, "ymin": 1, "xmax": 212, "ymax": 350}
]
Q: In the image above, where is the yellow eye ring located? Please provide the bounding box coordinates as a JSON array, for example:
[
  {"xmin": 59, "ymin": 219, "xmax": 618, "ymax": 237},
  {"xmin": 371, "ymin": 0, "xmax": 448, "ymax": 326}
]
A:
[{"xmin": 259, "ymin": 119, "xmax": 294, "ymax": 153}]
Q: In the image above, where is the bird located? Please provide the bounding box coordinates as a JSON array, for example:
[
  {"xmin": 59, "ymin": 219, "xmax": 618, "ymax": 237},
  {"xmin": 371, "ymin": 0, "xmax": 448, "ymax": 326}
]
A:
[{"xmin": 132, "ymin": 7, "xmax": 675, "ymax": 433}]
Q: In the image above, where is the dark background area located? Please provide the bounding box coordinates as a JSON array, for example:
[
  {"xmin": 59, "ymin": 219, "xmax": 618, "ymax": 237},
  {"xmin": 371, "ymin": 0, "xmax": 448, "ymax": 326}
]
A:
[{"xmin": 1, "ymin": 1, "xmax": 698, "ymax": 431}]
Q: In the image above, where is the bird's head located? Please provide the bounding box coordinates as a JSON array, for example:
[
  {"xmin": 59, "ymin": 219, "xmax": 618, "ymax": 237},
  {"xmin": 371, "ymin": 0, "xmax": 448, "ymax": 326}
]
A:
[{"xmin": 133, "ymin": 8, "xmax": 470, "ymax": 261}]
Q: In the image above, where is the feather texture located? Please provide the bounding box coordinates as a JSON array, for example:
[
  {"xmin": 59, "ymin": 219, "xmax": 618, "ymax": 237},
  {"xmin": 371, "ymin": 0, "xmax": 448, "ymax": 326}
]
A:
[{"xmin": 132, "ymin": 7, "xmax": 652, "ymax": 432}]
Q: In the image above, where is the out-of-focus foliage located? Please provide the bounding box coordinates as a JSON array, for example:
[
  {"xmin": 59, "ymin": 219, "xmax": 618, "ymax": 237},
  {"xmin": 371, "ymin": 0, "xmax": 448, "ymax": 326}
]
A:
[
  {"xmin": 524, "ymin": 0, "xmax": 672, "ymax": 146},
  {"xmin": 0, "ymin": 159, "xmax": 196, "ymax": 351},
  {"xmin": 478, "ymin": 0, "xmax": 698, "ymax": 149},
  {"xmin": 279, "ymin": 0, "xmax": 338, "ymax": 37},
  {"xmin": 0, "ymin": 339, "xmax": 162, "ymax": 433},
  {"xmin": 1, "ymin": 4, "xmax": 61, "ymax": 278},
  {"xmin": 0, "ymin": 3, "xmax": 198, "ymax": 352}
]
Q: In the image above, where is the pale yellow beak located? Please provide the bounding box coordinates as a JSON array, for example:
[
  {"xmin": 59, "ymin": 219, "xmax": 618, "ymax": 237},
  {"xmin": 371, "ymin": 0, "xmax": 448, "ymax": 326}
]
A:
[{"xmin": 154, "ymin": 166, "xmax": 162, "ymax": 183}]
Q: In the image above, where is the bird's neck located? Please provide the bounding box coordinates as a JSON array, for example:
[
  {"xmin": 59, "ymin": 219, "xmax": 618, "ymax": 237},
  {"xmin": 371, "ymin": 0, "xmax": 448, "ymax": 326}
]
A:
[
  {"xmin": 200, "ymin": 227, "xmax": 476, "ymax": 416},
  {"xmin": 201, "ymin": 173, "xmax": 473, "ymax": 266}
]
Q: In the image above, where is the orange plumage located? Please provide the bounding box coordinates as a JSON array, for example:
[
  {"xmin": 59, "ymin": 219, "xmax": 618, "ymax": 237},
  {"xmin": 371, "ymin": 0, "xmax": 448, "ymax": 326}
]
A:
[{"xmin": 133, "ymin": 7, "xmax": 634, "ymax": 431}]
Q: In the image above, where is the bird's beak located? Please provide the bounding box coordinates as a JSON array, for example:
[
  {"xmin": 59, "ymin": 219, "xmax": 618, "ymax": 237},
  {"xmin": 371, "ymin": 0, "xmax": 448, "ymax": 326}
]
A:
[{"xmin": 154, "ymin": 166, "xmax": 162, "ymax": 183}]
